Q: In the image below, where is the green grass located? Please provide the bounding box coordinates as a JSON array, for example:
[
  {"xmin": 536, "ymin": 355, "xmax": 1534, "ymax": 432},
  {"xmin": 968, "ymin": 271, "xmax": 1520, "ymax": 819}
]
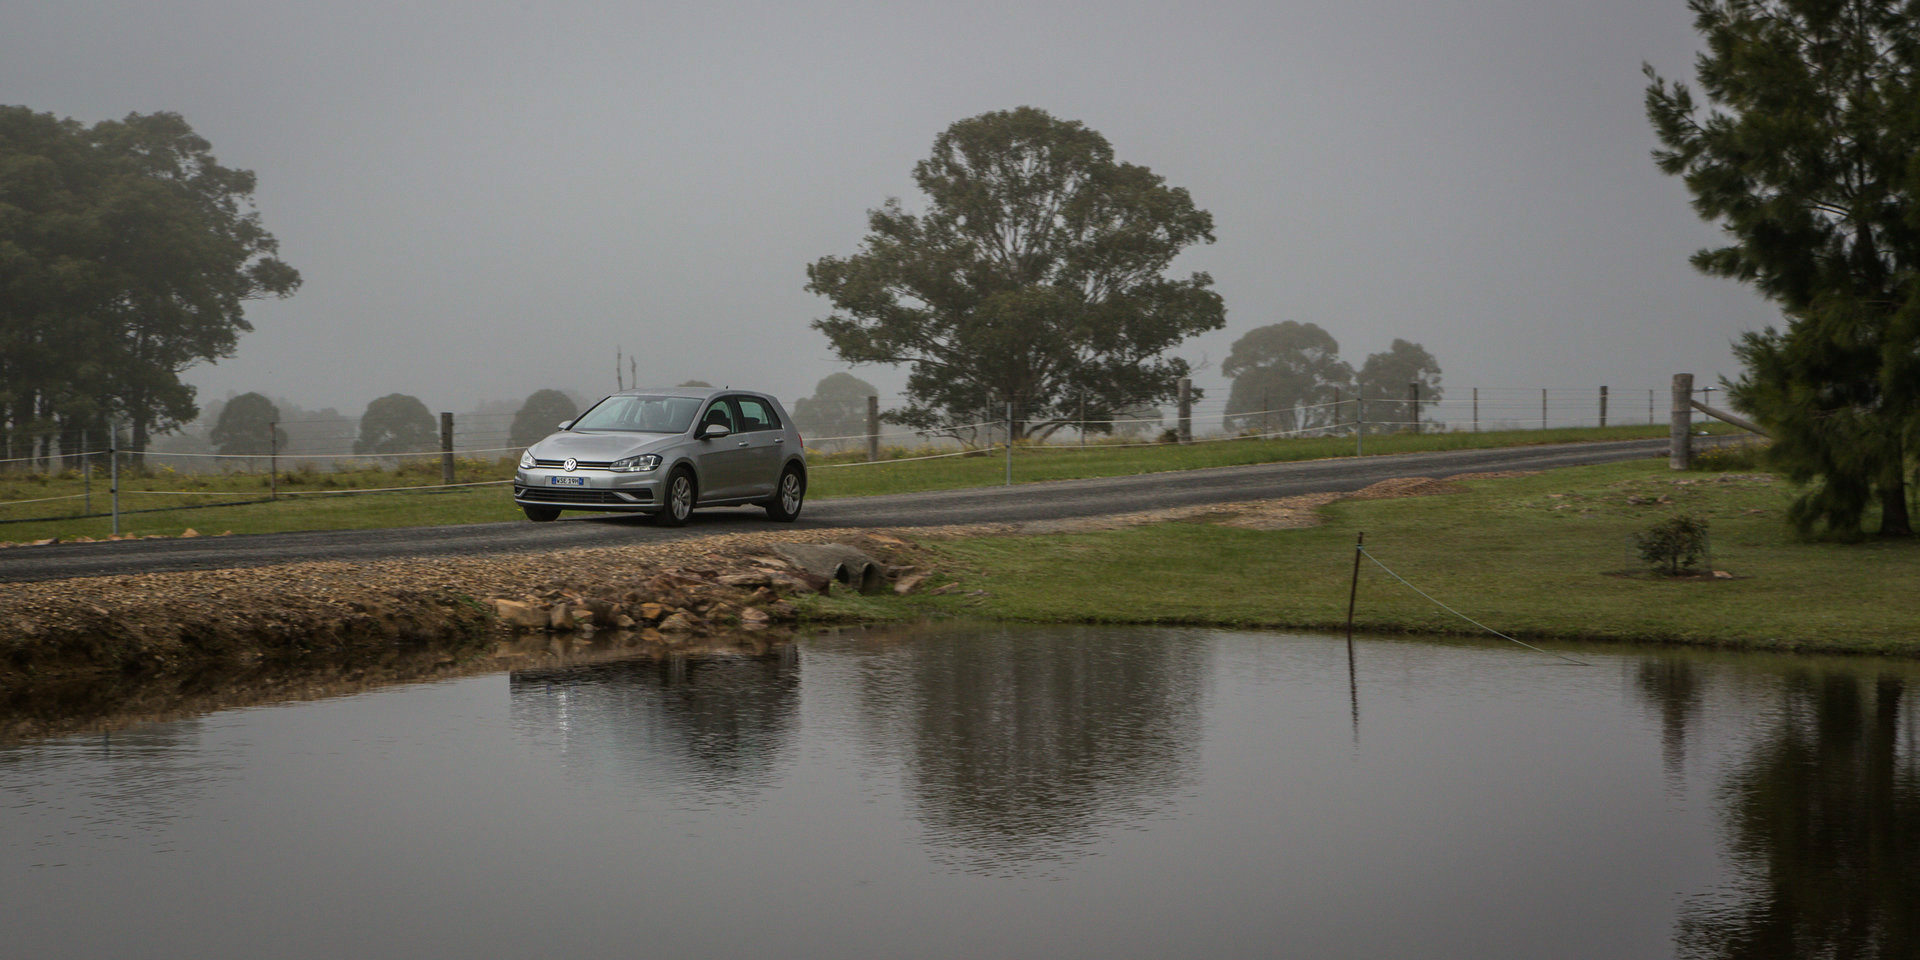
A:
[
  {"xmin": 808, "ymin": 460, "xmax": 1920, "ymax": 656},
  {"xmin": 0, "ymin": 424, "xmax": 1725, "ymax": 543}
]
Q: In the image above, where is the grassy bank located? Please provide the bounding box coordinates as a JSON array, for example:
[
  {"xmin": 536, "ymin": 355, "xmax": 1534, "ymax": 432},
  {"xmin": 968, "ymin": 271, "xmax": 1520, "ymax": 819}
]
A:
[
  {"xmin": 0, "ymin": 425, "xmax": 1701, "ymax": 543},
  {"xmin": 809, "ymin": 459, "xmax": 1920, "ymax": 657}
]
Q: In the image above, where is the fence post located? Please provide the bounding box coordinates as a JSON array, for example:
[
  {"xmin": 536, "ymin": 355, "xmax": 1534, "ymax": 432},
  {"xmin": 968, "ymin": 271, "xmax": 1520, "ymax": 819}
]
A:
[
  {"xmin": 1670, "ymin": 374, "xmax": 1693, "ymax": 470},
  {"xmin": 1409, "ymin": 382, "xmax": 1420, "ymax": 434},
  {"xmin": 440, "ymin": 412, "xmax": 455, "ymax": 485},
  {"xmin": 865, "ymin": 396, "xmax": 880, "ymax": 462},
  {"xmin": 1356, "ymin": 398, "xmax": 1366, "ymax": 456},
  {"xmin": 270, "ymin": 421, "xmax": 279, "ymax": 501},
  {"xmin": 109, "ymin": 425, "xmax": 120, "ymax": 538},
  {"xmin": 1599, "ymin": 386, "xmax": 1609, "ymax": 428},
  {"xmin": 1177, "ymin": 378, "xmax": 1192, "ymax": 444},
  {"xmin": 1004, "ymin": 400, "xmax": 1014, "ymax": 486},
  {"xmin": 1541, "ymin": 388, "xmax": 1548, "ymax": 430},
  {"xmin": 1472, "ymin": 387, "xmax": 1479, "ymax": 432}
]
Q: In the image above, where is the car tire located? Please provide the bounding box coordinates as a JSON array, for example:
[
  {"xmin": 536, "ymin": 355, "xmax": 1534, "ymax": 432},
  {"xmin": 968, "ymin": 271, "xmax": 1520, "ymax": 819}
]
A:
[
  {"xmin": 522, "ymin": 504, "xmax": 561, "ymax": 522},
  {"xmin": 657, "ymin": 468, "xmax": 696, "ymax": 527},
  {"xmin": 764, "ymin": 466, "xmax": 805, "ymax": 522}
]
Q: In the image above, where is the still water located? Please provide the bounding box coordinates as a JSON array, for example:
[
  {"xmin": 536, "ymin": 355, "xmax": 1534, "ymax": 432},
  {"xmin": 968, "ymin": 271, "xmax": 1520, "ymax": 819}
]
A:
[{"xmin": 4, "ymin": 625, "xmax": 1917, "ymax": 959}]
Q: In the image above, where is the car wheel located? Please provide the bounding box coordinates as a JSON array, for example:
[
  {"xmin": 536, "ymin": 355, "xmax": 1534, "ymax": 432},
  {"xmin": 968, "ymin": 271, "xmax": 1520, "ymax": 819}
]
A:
[
  {"xmin": 522, "ymin": 504, "xmax": 561, "ymax": 522},
  {"xmin": 657, "ymin": 468, "xmax": 696, "ymax": 527},
  {"xmin": 764, "ymin": 466, "xmax": 805, "ymax": 522}
]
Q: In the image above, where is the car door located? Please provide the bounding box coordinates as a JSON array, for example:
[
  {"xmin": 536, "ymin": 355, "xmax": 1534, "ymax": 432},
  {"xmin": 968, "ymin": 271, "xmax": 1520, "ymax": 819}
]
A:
[
  {"xmin": 691, "ymin": 399, "xmax": 752, "ymax": 501},
  {"xmin": 728, "ymin": 395, "xmax": 787, "ymax": 499}
]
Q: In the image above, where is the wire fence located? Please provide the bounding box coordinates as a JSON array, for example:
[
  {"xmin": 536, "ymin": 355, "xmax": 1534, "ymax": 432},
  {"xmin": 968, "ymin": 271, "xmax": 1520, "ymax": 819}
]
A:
[{"xmin": 0, "ymin": 385, "xmax": 1696, "ymax": 530}]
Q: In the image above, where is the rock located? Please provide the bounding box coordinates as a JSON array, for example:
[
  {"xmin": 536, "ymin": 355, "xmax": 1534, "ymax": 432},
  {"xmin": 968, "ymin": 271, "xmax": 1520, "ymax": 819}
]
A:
[
  {"xmin": 549, "ymin": 604, "xmax": 577, "ymax": 631},
  {"xmin": 658, "ymin": 612, "xmax": 696, "ymax": 633},
  {"xmin": 893, "ymin": 572, "xmax": 928, "ymax": 595},
  {"xmin": 740, "ymin": 606, "xmax": 770, "ymax": 624},
  {"xmin": 181, "ymin": 528, "xmax": 200, "ymax": 538},
  {"xmin": 488, "ymin": 599, "xmax": 548, "ymax": 631},
  {"xmin": 638, "ymin": 602, "xmax": 665, "ymax": 621}
]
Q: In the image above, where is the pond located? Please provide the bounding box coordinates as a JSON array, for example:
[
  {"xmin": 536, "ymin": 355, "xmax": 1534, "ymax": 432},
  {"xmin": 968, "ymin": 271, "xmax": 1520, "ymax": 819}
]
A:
[{"xmin": 3, "ymin": 625, "xmax": 1916, "ymax": 959}]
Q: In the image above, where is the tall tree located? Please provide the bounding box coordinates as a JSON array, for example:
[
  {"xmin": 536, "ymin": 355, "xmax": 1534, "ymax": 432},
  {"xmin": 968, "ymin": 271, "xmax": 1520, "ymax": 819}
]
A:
[
  {"xmin": 208, "ymin": 391, "xmax": 284, "ymax": 458},
  {"xmin": 354, "ymin": 393, "xmax": 437, "ymax": 456},
  {"xmin": 807, "ymin": 106, "xmax": 1224, "ymax": 440},
  {"xmin": 1356, "ymin": 339, "xmax": 1442, "ymax": 430},
  {"xmin": 791, "ymin": 372, "xmax": 880, "ymax": 447},
  {"xmin": 510, "ymin": 389, "xmax": 577, "ymax": 448},
  {"xmin": 0, "ymin": 107, "xmax": 299, "ymax": 468},
  {"xmin": 1645, "ymin": 0, "xmax": 1920, "ymax": 536},
  {"xmin": 1221, "ymin": 321, "xmax": 1354, "ymax": 435}
]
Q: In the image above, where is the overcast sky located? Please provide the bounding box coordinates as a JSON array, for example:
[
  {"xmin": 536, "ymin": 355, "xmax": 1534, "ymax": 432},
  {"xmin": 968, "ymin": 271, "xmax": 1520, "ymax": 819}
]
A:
[{"xmin": 5, "ymin": 0, "xmax": 1773, "ymax": 422}]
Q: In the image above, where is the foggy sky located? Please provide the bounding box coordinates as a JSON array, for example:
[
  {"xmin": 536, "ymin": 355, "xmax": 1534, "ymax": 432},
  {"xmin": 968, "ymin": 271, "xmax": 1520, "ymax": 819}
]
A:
[{"xmin": 4, "ymin": 0, "xmax": 1772, "ymax": 420}]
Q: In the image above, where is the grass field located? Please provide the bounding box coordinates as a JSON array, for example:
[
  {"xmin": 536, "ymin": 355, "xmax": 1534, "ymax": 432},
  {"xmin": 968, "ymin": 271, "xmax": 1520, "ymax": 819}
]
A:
[
  {"xmin": 0, "ymin": 424, "xmax": 1710, "ymax": 543},
  {"xmin": 807, "ymin": 455, "xmax": 1920, "ymax": 656}
]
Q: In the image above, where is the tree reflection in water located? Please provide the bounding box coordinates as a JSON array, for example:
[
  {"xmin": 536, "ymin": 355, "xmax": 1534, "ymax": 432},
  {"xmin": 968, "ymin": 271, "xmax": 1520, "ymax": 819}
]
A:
[
  {"xmin": 1673, "ymin": 671, "xmax": 1920, "ymax": 959},
  {"xmin": 849, "ymin": 625, "xmax": 1208, "ymax": 876},
  {"xmin": 507, "ymin": 645, "xmax": 800, "ymax": 802}
]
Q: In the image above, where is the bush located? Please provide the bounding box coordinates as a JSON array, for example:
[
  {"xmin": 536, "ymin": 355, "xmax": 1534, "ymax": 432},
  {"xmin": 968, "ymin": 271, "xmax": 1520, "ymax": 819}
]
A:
[{"xmin": 1633, "ymin": 514, "xmax": 1710, "ymax": 576}]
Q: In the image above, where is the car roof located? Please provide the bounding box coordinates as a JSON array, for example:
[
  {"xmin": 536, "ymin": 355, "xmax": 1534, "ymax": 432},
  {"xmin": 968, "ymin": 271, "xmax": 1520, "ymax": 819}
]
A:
[{"xmin": 610, "ymin": 387, "xmax": 776, "ymax": 402}]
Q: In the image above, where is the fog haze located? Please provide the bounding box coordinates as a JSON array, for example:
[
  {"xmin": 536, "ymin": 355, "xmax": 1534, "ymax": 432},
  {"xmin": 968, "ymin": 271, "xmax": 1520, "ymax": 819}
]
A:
[{"xmin": 4, "ymin": 0, "xmax": 1768, "ymax": 419}]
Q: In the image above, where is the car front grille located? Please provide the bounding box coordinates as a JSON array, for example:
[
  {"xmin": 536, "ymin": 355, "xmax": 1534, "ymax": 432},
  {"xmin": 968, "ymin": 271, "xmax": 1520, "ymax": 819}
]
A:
[
  {"xmin": 533, "ymin": 458, "xmax": 614, "ymax": 470},
  {"xmin": 516, "ymin": 487, "xmax": 652, "ymax": 505}
]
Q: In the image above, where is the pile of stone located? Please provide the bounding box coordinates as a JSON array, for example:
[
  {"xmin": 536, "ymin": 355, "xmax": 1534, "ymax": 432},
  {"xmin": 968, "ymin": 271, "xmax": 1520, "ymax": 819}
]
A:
[{"xmin": 483, "ymin": 542, "xmax": 902, "ymax": 641}]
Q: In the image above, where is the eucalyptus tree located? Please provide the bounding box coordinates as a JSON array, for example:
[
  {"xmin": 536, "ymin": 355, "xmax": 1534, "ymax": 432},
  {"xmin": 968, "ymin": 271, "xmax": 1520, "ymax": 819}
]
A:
[
  {"xmin": 807, "ymin": 107, "xmax": 1224, "ymax": 441},
  {"xmin": 354, "ymin": 393, "xmax": 437, "ymax": 456},
  {"xmin": 1646, "ymin": 0, "xmax": 1920, "ymax": 535},
  {"xmin": 0, "ymin": 107, "xmax": 300, "ymax": 468},
  {"xmin": 510, "ymin": 389, "xmax": 578, "ymax": 448},
  {"xmin": 1356, "ymin": 340, "xmax": 1442, "ymax": 430},
  {"xmin": 1221, "ymin": 321, "xmax": 1354, "ymax": 435},
  {"xmin": 791, "ymin": 372, "xmax": 880, "ymax": 447},
  {"xmin": 209, "ymin": 391, "xmax": 285, "ymax": 458}
]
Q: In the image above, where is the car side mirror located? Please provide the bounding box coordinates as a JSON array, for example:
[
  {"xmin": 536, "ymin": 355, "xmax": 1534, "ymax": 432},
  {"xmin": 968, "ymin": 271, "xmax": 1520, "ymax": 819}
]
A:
[
  {"xmin": 557, "ymin": 420, "xmax": 573, "ymax": 431},
  {"xmin": 699, "ymin": 423, "xmax": 732, "ymax": 440}
]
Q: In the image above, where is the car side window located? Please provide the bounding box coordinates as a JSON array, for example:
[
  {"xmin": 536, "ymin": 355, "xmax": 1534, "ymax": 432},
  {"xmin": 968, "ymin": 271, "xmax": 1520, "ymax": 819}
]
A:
[
  {"xmin": 700, "ymin": 401, "xmax": 735, "ymax": 432},
  {"xmin": 733, "ymin": 397, "xmax": 778, "ymax": 432}
]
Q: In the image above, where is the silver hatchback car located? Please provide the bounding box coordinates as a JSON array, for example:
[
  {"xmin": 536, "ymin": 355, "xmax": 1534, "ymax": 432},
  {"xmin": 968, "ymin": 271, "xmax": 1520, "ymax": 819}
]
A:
[{"xmin": 513, "ymin": 387, "xmax": 807, "ymax": 525}]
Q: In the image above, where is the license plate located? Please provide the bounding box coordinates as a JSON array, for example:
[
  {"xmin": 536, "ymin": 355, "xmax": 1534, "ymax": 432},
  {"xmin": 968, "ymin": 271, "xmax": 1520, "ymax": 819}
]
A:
[{"xmin": 548, "ymin": 476, "xmax": 587, "ymax": 486}]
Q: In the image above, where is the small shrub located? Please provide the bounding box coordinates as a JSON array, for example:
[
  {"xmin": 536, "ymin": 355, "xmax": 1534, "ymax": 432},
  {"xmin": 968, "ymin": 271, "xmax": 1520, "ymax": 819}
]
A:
[{"xmin": 1633, "ymin": 514, "xmax": 1710, "ymax": 576}]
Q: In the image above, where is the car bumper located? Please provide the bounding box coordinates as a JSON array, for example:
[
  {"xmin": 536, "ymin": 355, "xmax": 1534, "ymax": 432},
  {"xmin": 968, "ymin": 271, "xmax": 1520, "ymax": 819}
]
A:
[{"xmin": 513, "ymin": 468, "xmax": 663, "ymax": 512}]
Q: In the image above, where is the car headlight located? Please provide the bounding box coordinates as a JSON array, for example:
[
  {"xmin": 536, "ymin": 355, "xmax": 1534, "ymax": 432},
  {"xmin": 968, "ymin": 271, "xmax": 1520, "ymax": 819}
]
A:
[
  {"xmin": 609, "ymin": 454, "xmax": 661, "ymax": 473},
  {"xmin": 519, "ymin": 449, "xmax": 536, "ymax": 469}
]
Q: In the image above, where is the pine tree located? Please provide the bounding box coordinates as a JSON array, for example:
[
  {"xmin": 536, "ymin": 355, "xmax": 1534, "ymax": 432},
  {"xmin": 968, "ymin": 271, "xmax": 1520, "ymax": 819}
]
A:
[{"xmin": 1645, "ymin": 0, "xmax": 1920, "ymax": 535}]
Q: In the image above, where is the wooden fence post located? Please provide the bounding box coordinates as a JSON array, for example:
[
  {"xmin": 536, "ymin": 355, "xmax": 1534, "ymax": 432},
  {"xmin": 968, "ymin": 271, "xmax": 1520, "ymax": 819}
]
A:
[
  {"xmin": 1599, "ymin": 385, "xmax": 1608, "ymax": 428},
  {"xmin": 865, "ymin": 396, "xmax": 880, "ymax": 462},
  {"xmin": 1670, "ymin": 374, "xmax": 1693, "ymax": 470},
  {"xmin": 1177, "ymin": 378, "xmax": 1192, "ymax": 444},
  {"xmin": 440, "ymin": 412, "xmax": 455, "ymax": 485}
]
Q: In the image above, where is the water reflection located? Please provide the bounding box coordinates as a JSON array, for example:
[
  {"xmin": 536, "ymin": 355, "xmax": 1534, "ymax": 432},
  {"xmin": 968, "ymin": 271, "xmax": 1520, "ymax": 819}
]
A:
[
  {"xmin": 1670, "ymin": 671, "xmax": 1920, "ymax": 958},
  {"xmin": 844, "ymin": 624, "xmax": 1207, "ymax": 875},
  {"xmin": 508, "ymin": 645, "xmax": 800, "ymax": 800}
]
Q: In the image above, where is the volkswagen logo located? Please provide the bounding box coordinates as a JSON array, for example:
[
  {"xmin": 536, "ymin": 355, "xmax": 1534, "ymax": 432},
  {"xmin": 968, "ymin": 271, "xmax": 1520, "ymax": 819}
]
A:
[{"xmin": 563, "ymin": 458, "xmax": 578, "ymax": 472}]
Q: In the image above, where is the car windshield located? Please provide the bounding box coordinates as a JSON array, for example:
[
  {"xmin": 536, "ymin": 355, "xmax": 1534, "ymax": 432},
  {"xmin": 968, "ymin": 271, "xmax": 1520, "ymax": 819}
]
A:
[{"xmin": 568, "ymin": 395, "xmax": 702, "ymax": 433}]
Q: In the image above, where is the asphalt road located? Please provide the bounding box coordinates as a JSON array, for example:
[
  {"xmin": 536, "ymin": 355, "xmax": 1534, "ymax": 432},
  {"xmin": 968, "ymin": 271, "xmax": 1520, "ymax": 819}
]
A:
[{"xmin": 0, "ymin": 439, "xmax": 1672, "ymax": 584}]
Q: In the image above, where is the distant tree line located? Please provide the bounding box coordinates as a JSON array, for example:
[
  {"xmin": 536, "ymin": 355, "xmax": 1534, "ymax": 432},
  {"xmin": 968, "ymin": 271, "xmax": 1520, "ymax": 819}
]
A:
[
  {"xmin": 0, "ymin": 106, "xmax": 300, "ymax": 469},
  {"xmin": 1221, "ymin": 322, "xmax": 1441, "ymax": 434}
]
